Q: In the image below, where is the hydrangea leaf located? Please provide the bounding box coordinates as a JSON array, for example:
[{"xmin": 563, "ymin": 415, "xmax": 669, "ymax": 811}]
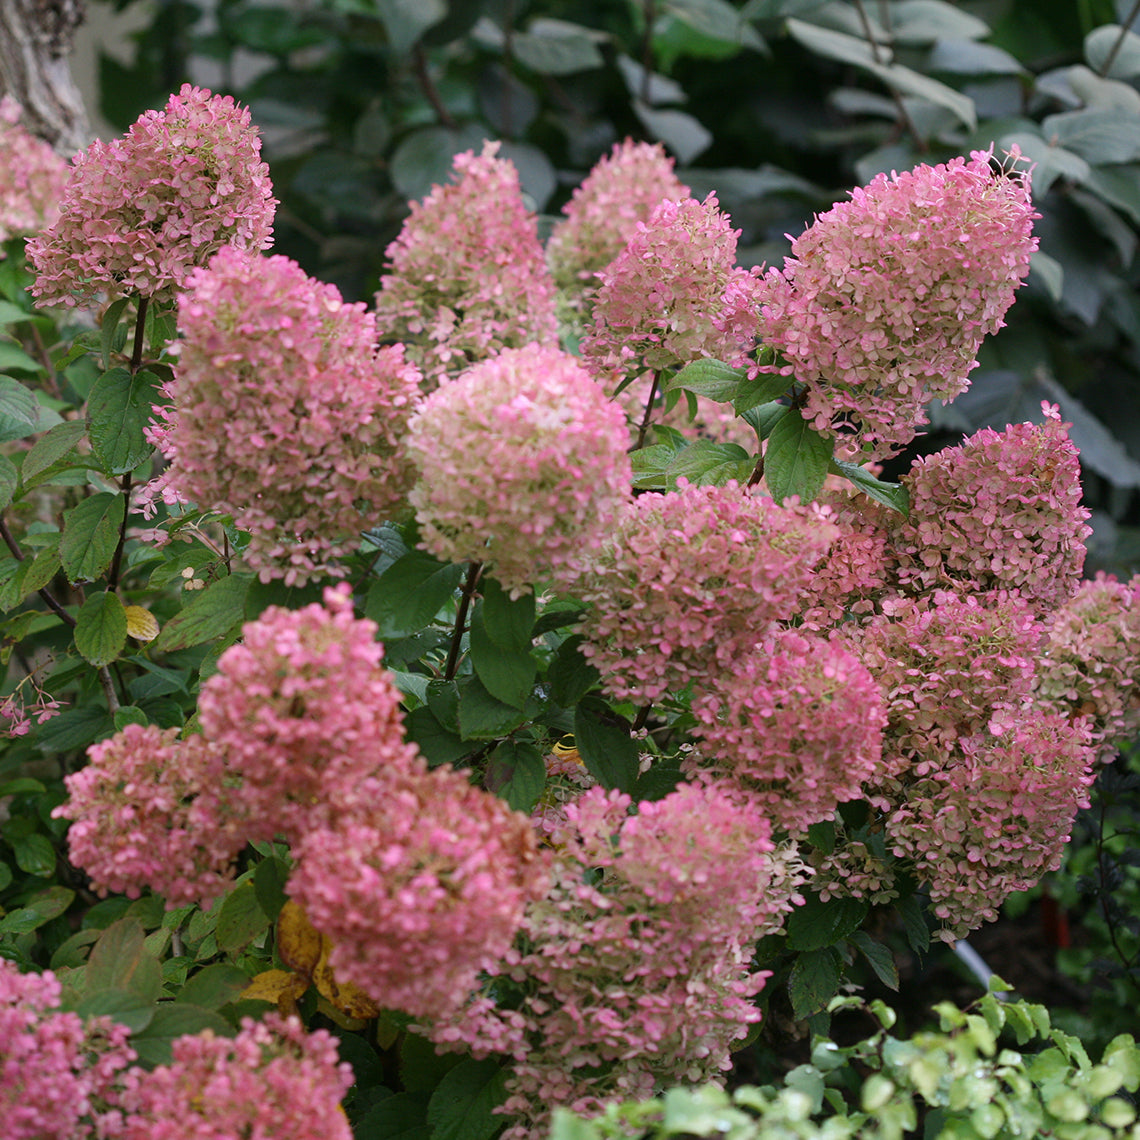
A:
[{"xmin": 764, "ymin": 408, "xmax": 832, "ymax": 504}]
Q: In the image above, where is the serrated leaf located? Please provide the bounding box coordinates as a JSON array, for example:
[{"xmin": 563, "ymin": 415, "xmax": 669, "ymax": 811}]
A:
[
  {"xmin": 830, "ymin": 459, "xmax": 909, "ymax": 516},
  {"xmin": 0, "ymin": 453, "xmax": 15, "ymax": 511},
  {"xmin": 485, "ymin": 740, "xmax": 546, "ymax": 811},
  {"xmin": 574, "ymin": 703, "xmax": 639, "ymax": 793},
  {"xmin": 86, "ymin": 367, "xmax": 161, "ymax": 473},
  {"xmin": 547, "ymin": 635, "xmax": 599, "ymax": 707},
  {"xmin": 0, "ymin": 342, "xmax": 40, "ymax": 373},
  {"xmin": 113, "ymin": 706, "xmax": 149, "ymax": 730},
  {"xmin": 764, "ymin": 408, "xmax": 832, "ymax": 504},
  {"xmin": 75, "ymin": 590, "xmax": 128, "ymax": 667},
  {"xmin": 665, "ymin": 439, "xmax": 753, "ymax": 486},
  {"xmin": 787, "ymin": 893, "xmax": 869, "ymax": 952},
  {"xmin": 87, "ymin": 919, "xmax": 163, "ymax": 1000},
  {"xmin": 130, "ymin": 1003, "xmax": 234, "ymax": 1067},
  {"xmin": 480, "ymin": 577, "xmax": 535, "ymax": 652},
  {"xmin": 457, "ymin": 676, "xmax": 528, "ymax": 740},
  {"xmin": 742, "ymin": 400, "xmax": 790, "ymax": 440},
  {"xmin": 405, "ymin": 706, "xmax": 474, "ymax": 767},
  {"xmin": 177, "ymin": 963, "xmax": 253, "ymax": 1010},
  {"xmin": 850, "ymin": 931, "xmax": 899, "ymax": 990},
  {"xmin": 366, "ymin": 550, "xmax": 465, "ymax": 639},
  {"xmin": 735, "ymin": 371, "xmax": 793, "ymax": 414},
  {"xmin": 253, "ymin": 854, "xmax": 290, "ymax": 922},
  {"xmin": 427, "ymin": 1058, "xmax": 509, "ymax": 1140},
  {"xmin": 402, "ymin": 1033, "xmax": 464, "ymax": 1095},
  {"xmin": 215, "ymin": 882, "xmax": 271, "ymax": 953},
  {"xmin": 22, "ymin": 419, "xmax": 88, "ymax": 483},
  {"xmin": 470, "ymin": 610, "xmax": 536, "ymax": 708},
  {"xmin": 789, "ymin": 946, "xmax": 842, "ymax": 1019},
  {"xmin": 99, "ymin": 298, "xmax": 130, "ymax": 372},
  {"xmin": 356, "ymin": 1093, "xmax": 431, "ymax": 1140},
  {"xmin": 124, "ymin": 605, "xmax": 159, "ymax": 642},
  {"xmin": 150, "ymin": 573, "xmax": 250, "ymax": 653},
  {"xmin": 76, "ymin": 988, "xmax": 156, "ymax": 1033},
  {"xmin": 59, "ymin": 492, "xmax": 125, "ymax": 583},
  {"xmin": 669, "ymin": 357, "xmax": 748, "ymax": 402},
  {"xmin": 0, "ymin": 374, "xmax": 40, "ymax": 441}
]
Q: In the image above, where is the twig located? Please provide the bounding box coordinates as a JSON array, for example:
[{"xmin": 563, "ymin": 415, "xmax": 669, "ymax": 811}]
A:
[
  {"xmin": 445, "ymin": 561, "xmax": 483, "ymax": 681},
  {"xmin": 852, "ymin": 0, "xmax": 927, "ymax": 151},
  {"xmin": 97, "ymin": 666, "xmax": 121, "ymax": 714},
  {"xmin": 634, "ymin": 372, "xmax": 662, "ymax": 450},
  {"xmin": 0, "ymin": 516, "xmax": 77, "ymax": 627},
  {"xmin": 1096, "ymin": 0, "xmax": 1140, "ymax": 77},
  {"xmin": 640, "ymin": 0, "xmax": 658, "ymax": 104},
  {"xmin": 413, "ymin": 45, "xmax": 456, "ymax": 129}
]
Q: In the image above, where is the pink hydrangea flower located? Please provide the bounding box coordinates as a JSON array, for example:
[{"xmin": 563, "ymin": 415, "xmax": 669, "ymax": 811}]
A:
[
  {"xmin": 198, "ymin": 586, "xmax": 422, "ymax": 839},
  {"xmin": 151, "ymin": 246, "xmax": 422, "ymax": 585},
  {"xmin": 119, "ymin": 1014, "xmax": 353, "ymax": 1140},
  {"xmin": 581, "ymin": 194, "xmax": 764, "ymax": 380},
  {"xmin": 406, "ymin": 344, "xmax": 632, "ymax": 595},
  {"xmin": 854, "ymin": 591, "xmax": 1042, "ymax": 778},
  {"xmin": 54, "ymin": 723, "xmax": 240, "ymax": 908},
  {"xmin": 574, "ymin": 481, "xmax": 837, "ymax": 701},
  {"xmin": 374, "ymin": 141, "xmax": 558, "ymax": 386},
  {"xmin": 546, "ymin": 139, "xmax": 690, "ymax": 320},
  {"xmin": 1, "ymin": 959, "xmax": 135, "ymax": 1140},
  {"xmin": 755, "ymin": 149, "xmax": 1037, "ymax": 460},
  {"xmin": 288, "ymin": 760, "xmax": 549, "ymax": 1021},
  {"xmin": 888, "ymin": 712, "xmax": 1096, "ymax": 940},
  {"xmin": 1035, "ymin": 572, "xmax": 1140, "ymax": 759},
  {"xmin": 0, "ymin": 97, "xmax": 69, "ymax": 250},
  {"xmin": 689, "ymin": 629, "xmax": 887, "ymax": 832},
  {"xmin": 898, "ymin": 406, "xmax": 1090, "ymax": 609},
  {"xmin": 28, "ymin": 84, "xmax": 275, "ymax": 306}
]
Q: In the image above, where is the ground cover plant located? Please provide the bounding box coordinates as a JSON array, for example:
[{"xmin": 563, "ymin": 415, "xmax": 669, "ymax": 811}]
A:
[{"xmin": 2, "ymin": 24, "xmax": 1140, "ymax": 1139}]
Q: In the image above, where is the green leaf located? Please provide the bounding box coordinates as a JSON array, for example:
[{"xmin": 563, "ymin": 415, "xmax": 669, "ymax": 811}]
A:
[
  {"xmin": 786, "ymin": 893, "xmax": 869, "ymax": 952},
  {"xmin": 734, "ymin": 371, "xmax": 793, "ymax": 414},
  {"xmin": 150, "ymin": 573, "xmax": 251, "ymax": 653},
  {"xmin": 514, "ymin": 21, "xmax": 605, "ymax": 74},
  {"xmin": 113, "ymin": 706, "xmax": 149, "ymax": 731},
  {"xmin": 574, "ymin": 702, "xmax": 639, "ymax": 793},
  {"xmin": 457, "ymin": 676, "xmax": 528, "ymax": 740},
  {"xmin": 1086, "ymin": 24, "xmax": 1140, "ymax": 80},
  {"xmin": 850, "ymin": 931, "xmax": 899, "ymax": 990},
  {"xmin": 365, "ymin": 551, "xmax": 465, "ymax": 639},
  {"xmin": 87, "ymin": 919, "xmax": 164, "ymax": 1000},
  {"xmin": 75, "ymin": 590, "xmax": 128, "ymax": 667},
  {"xmin": 427, "ymin": 1058, "xmax": 509, "ymax": 1140},
  {"xmin": 897, "ymin": 893, "xmax": 930, "ymax": 955},
  {"xmin": 0, "ymin": 453, "xmax": 17, "ymax": 511},
  {"xmin": 547, "ymin": 635, "xmax": 599, "ymax": 707},
  {"xmin": 177, "ymin": 963, "xmax": 253, "ymax": 1010},
  {"xmin": 0, "ymin": 777, "xmax": 45, "ymax": 797},
  {"xmin": 86, "ymin": 367, "xmax": 161, "ymax": 473},
  {"xmin": 243, "ymin": 577, "xmax": 326, "ymax": 622},
  {"xmin": 632, "ymin": 101, "xmax": 713, "ymax": 164},
  {"xmin": 669, "ymin": 357, "xmax": 749, "ymax": 402},
  {"xmin": 1, "ymin": 542, "xmax": 61, "ymax": 609},
  {"xmin": 470, "ymin": 608, "xmax": 535, "ymax": 709},
  {"xmin": 253, "ymin": 854, "xmax": 290, "ymax": 922},
  {"xmin": 10, "ymin": 832, "xmax": 56, "ymax": 877},
  {"xmin": 405, "ymin": 705, "xmax": 476, "ymax": 767},
  {"xmin": 76, "ymin": 988, "xmax": 156, "ymax": 1033},
  {"xmin": 22, "ymin": 420, "xmax": 89, "ymax": 484},
  {"xmin": 665, "ymin": 439, "xmax": 753, "ymax": 487},
  {"xmin": 742, "ymin": 400, "xmax": 790, "ymax": 440},
  {"xmin": 485, "ymin": 740, "xmax": 546, "ymax": 811},
  {"xmin": 764, "ymin": 408, "xmax": 832, "ymax": 504},
  {"xmin": 663, "ymin": 0, "xmax": 756, "ymax": 44},
  {"xmin": 0, "ymin": 342, "xmax": 40, "ymax": 373},
  {"xmin": 0, "ymin": 374, "xmax": 40, "ymax": 441},
  {"xmin": 130, "ymin": 1003, "xmax": 234, "ymax": 1067},
  {"xmin": 355, "ymin": 1093, "xmax": 431, "ymax": 1140},
  {"xmin": 401, "ymin": 1033, "xmax": 464, "ymax": 1095},
  {"xmin": 34, "ymin": 705, "xmax": 115, "ymax": 753},
  {"xmin": 100, "ymin": 298, "xmax": 130, "ymax": 372},
  {"xmin": 59, "ymin": 492, "xmax": 125, "ymax": 583},
  {"xmin": 215, "ymin": 882, "xmax": 271, "ymax": 953},
  {"xmin": 390, "ymin": 124, "xmax": 494, "ymax": 202},
  {"xmin": 373, "ymin": 0, "xmax": 446, "ymax": 53},
  {"xmin": 830, "ymin": 459, "xmax": 910, "ymax": 516},
  {"xmin": 480, "ymin": 577, "xmax": 535, "ymax": 652},
  {"xmin": 0, "ymin": 884, "xmax": 72, "ymax": 932},
  {"xmin": 789, "ymin": 946, "xmax": 842, "ymax": 1019}
]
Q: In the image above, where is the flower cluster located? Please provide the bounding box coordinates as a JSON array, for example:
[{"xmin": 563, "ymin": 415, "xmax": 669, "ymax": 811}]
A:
[
  {"xmin": 406, "ymin": 344, "xmax": 631, "ymax": 595},
  {"xmin": 1, "ymin": 959, "xmax": 135, "ymax": 1140},
  {"xmin": 54, "ymin": 723, "xmax": 237, "ymax": 907},
  {"xmin": 374, "ymin": 141, "xmax": 558, "ymax": 386},
  {"xmin": 581, "ymin": 194, "xmax": 763, "ymax": 380},
  {"xmin": 151, "ymin": 246, "xmax": 422, "ymax": 584},
  {"xmin": 755, "ymin": 149, "xmax": 1037, "ymax": 460},
  {"xmin": 575, "ymin": 482, "xmax": 837, "ymax": 701},
  {"xmin": 118, "ymin": 1015, "xmax": 353, "ymax": 1140},
  {"xmin": 546, "ymin": 139, "xmax": 689, "ymax": 320},
  {"xmin": 897, "ymin": 406, "xmax": 1090, "ymax": 609},
  {"xmin": 428, "ymin": 783, "xmax": 802, "ymax": 1140},
  {"xmin": 29, "ymin": 84, "xmax": 275, "ymax": 306},
  {"xmin": 197, "ymin": 586, "xmax": 421, "ymax": 837},
  {"xmin": 288, "ymin": 759, "xmax": 548, "ymax": 1021},
  {"xmin": 1036, "ymin": 572, "xmax": 1140, "ymax": 758},
  {"xmin": 888, "ymin": 713, "xmax": 1096, "ymax": 940},
  {"xmin": 0, "ymin": 97, "xmax": 69, "ymax": 249},
  {"xmin": 690, "ymin": 629, "xmax": 887, "ymax": 832},
  {"xmin": 854, "ymin": 592, "xmax": 1041, "ymax": 777}
]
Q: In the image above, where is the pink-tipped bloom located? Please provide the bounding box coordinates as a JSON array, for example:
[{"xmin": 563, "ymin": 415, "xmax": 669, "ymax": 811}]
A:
[
  {"xmin": 898, "ymin": 406, "xmax": 1090, "ymax": 609},
  {"xmin": 690, "ymin": 629, "xmax": 887, "ymax": 832},
  {"xmin": 289, "ymin": 761, "xmax": 549, "ymax": 1021},
  {"xmin": 582, "ymin": 193, "xmax": 763, "ymax": 379},
  {"xmin": 756, "ymin": 150, "xmax": 1037, "ymax": 460},
  {"xmin": 374, "ymin": 141, "xmax": 558, "ymax": 386},
  {"xmin": 888, "ymin": 712, "xmax": 1096, "ymax": 940},
  {"xmin": 29, "ymin": 84, "xmax": 275, "ymax": 306},
  {"xmin": 151, "ymin": 246, "xmax": 422, "ymax": 585},
  {"xmin": 1036, "ymin": 572, "xmax": 1140, "ymax": 759},
  {"xmin": 547, "ymin": 139, "xmax": 689, "ymax": 318},
  {"xmin": 198, "ymin": 586, "xmax": 421, "ymax": 839},
  {"xmin": 54, "ymin": 723, "xmax": 239, "ymax": 908},
  {"xmin": 406, "ymin": 344, "xmax": 631, "ymax": 595},
  {"xmin": 574, "ymin": 481, "xmax": 837, "ymax": 702},
  {"xmin": 0, "ymin": 97, "xmax": 69, "ymax": 250},
  {"xmin": 119, "ymin": 1014, "xmax": 354, "ymax": 1140}
]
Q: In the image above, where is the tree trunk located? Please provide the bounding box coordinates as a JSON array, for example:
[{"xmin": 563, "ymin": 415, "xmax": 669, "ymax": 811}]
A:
[{"xmin": 0, "ymin": 0, "xmax": 89, "ymax": 154}]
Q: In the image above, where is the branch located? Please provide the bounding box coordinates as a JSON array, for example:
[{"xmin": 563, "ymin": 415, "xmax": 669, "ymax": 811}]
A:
[{"xmin": 445, "ymin": 561, "xmax": 483, "ymax": 681}]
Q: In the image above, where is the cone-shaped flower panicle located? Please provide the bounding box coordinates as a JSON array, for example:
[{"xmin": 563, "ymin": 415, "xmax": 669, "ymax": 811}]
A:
[
  {"xmin": 406, "ymin": 344, "xmax": 631, "ymax": 595},
  {"xmin": 582, "ymin": 193, "xmax": 763, "ymax": 380},
  {"xmin": 547, "ymin": 139, "xmax": 689, "ymax": 320},
  {"xmin": 152, "ymin": 246, "xmax": 422, "ymax": 585},
  {"xmin": 756, "ymin": 149, "xmax": 1037, "ymax": 460},
  {"xmin": 28, "ymin": 84, "xmax": 275, "ymax": 306},
  {"xmin": 374, "ymin": 141, "xmax": 558, "ymax": 386},
  {"xmin": 0, "ymin": 97, "xmax": 70, "ymax": 250},
  {"xmin": 575, "ymin": 481, "xmax": 837, "ymax": 701}
]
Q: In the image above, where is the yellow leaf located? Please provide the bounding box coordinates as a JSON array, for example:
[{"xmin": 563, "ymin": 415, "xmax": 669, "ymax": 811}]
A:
[
  {"xmin": 314, "ymin": 951, "xmax": 380, "ymax": 1020},
  {"xmin": 277, "ymin": 900, "xmax": 324, "ymax": 976},
  {"xmin": 239, "ymin": 968, "xmax": 308, "ymax": 1015},
  {"xmin": 124, "ymin": 605, "xmax": 160, "ymax": 642}
]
